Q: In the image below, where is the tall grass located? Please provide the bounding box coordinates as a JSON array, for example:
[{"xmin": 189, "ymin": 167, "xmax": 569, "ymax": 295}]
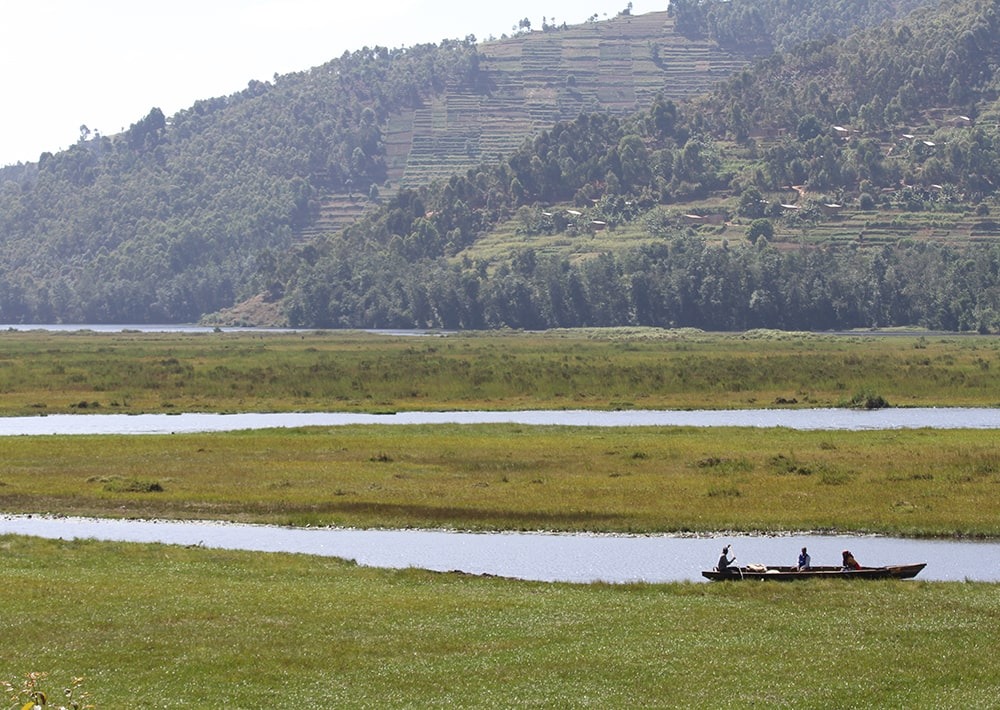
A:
[
  {"xmin": 0, "ymin": 330, "xmax": 999, "ymax": 415},
  {"xmin": 2, "ymin": 425, "xmax": 999, "ymax": 536}
]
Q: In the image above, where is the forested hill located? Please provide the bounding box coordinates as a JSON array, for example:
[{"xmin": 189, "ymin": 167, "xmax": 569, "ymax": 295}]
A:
[
  {"xmin": 278, "ymin": 0, "xmax": 1000, "ymax": 332},
  {"xmin": 670, "ymin": 0, "xmax": 936, "ymax": 53},
  {"xmin": 2, "ymin": 0, "xmax": 993, "ymax": 331},
  {"xmin": 0, "ymin": 40, "xmax": 481, "ymax": 323},
  {"xmin": 0, "ymin": 6, "xmax": 772, "ymax": 326}
]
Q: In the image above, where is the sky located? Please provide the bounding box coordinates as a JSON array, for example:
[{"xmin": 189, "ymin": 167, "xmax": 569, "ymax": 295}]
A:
[{"xmin": 0, "ymin": 0, "xmax": 664, "ymax": 167}]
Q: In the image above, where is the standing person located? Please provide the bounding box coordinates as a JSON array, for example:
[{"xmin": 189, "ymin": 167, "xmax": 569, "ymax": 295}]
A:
[
  {"xmin": 842, "ymin": 550, "xmax": 861, "ymax": 570},
  {"xmin": 797, "ymin": 546, "xmax": 811, "ymax": 571},
  {"xmin": 717, "ymin": 545, "xmax": 736, "ymax": 574}
]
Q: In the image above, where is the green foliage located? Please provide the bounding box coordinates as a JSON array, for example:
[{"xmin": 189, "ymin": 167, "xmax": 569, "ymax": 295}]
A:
[
  {"xmin": 285, "ymin": 234, "xmax": 1000, "ymax": 331},
  {"xmin": 99, "ymin": 476, "xmax": 165, "ymax": 493},
  {"xmin": 848, "ymin": 388, "xmax": 890, "ymax": 409},
  {"xmin": 0, "ymin": 40, "xmax": 479, "ymax": 323},
  {"xmin": 672, "ymin": 0, "xmax": 935, "ymax": 53},
  {"xmin": 277, "ymin": 0, "xmax": 1000, "ymax": 331},
  {"xmin": 745, "ymin": 218, "xmax": 774, "ymax": 243}
]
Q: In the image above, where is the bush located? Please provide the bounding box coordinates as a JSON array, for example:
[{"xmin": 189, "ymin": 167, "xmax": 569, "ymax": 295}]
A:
[
  {"xmin": 102, "ymin": 477, "xmax": 165, "ymax": 493},
  {"xmin": 848, "ymin": 388, "xmax": 889, "ymax": 409}
]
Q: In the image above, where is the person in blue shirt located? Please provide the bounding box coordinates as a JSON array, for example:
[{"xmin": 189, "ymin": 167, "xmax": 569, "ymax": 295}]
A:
[{"xmin": 797, "ymin": 546, "xmax": 811, "ymax": 571}]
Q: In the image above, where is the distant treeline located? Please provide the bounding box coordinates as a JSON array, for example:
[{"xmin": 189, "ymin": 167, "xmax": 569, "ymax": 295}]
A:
[{"xmin": 283, "ymin": 236, "xmax": 1000, "ymax": 332}]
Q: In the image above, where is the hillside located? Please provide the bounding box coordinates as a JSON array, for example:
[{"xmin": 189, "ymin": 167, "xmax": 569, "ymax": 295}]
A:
[
  {"xmin": 300, "ymin": 11, "xmax": 759, "ymax": 239},
  {"xmin": 277, "ymin": 0, "xmax": 1000, "ymax": 332},
  {"xmin": 5, "ymin": 0, "xmax": 997, "ymax": 331},
  {"xmin": 0, "ymin": 9, "xmax": 767, "ymax": 324}
]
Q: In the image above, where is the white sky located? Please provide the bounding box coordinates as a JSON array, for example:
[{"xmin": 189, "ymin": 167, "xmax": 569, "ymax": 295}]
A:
[{"xmin": 0, "ymin": 0, "xmax": 664, "ymax": 167}]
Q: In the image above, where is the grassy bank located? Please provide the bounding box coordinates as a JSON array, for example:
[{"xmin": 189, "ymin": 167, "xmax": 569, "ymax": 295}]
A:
[
  {"xmin": 2, "ymin": 536, "xmax": 998, "ymax": 708},
  {"xmin": 2, "ymin": 425, "xmax": 999, "ymax": 536},
  {"xmin": 1, "ymin": 329, "xmax": 999, "ymax": 415}
]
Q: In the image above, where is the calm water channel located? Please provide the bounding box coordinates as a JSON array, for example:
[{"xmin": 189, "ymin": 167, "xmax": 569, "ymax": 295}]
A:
[
  {"xmin": 1, "ymin": 515, "xmax": 996, "ymax": 583},
  {"xmin": 2, "ymin": 407, "xmax": 1000, "ymax": 435}
]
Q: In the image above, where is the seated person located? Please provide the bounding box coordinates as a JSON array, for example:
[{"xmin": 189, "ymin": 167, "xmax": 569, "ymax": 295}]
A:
[
  {"xmin": 842, "ymin": 549, "xmax": 861, "ymax": 570},
  {"xmin": 717, "ymin": 545, "xmax": 736, "ymax": 574},
  {"xmin": 797, "ymin": 546, "xmax": 811, "ymax": 571}
]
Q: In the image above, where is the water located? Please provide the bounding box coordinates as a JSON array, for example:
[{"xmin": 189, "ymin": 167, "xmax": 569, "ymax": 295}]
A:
[
  {"xmin": 1, "ymin": 324, "xmax": 447, "ymax": 335},
  {"xmin": 2, "ymin": 407, "xmax": 1000, "ymax": 436},
  {"xmin": 2, "ymin": 324, "xmax": 291, "ymax": 333},
  {"xmin": 1, "ymin": 515, "xmax": 995, "ymax": 583}
]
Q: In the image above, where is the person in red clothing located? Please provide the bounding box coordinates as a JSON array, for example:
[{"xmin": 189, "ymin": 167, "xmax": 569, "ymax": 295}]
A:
[{"xmin": 842, "ymin": 549, "xmax": 861, "ymax": 570}]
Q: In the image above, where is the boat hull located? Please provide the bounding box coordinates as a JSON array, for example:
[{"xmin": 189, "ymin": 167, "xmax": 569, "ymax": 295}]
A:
[{"xmin": 701, "ymin": 563, "xmax": 926, "ymax": 581}]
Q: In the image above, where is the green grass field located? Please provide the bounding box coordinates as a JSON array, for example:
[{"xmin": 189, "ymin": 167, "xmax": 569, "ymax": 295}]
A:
[
  {"xmin": 3, "ymin": 329, "xmax": 999, "ymax": 707},
  {"xmin": 3, "ymin": 536, "xmax": 999, "ymax": 709}
]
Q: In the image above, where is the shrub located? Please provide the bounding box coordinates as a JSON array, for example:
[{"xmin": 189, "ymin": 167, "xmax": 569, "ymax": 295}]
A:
[
  {"xmin": 102, "ymin": 477, "xmax": 164, "ymax": 493},
  {"xmin": 848, "ymin": 388, "xmax": 889, "ymax": 409}
]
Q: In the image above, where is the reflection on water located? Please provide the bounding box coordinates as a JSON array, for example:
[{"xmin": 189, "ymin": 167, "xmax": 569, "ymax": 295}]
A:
[
  {"xmin": 2, "ymin": 407, "xmax": 1000, "ymax": 436},
  {"xmin": 1, "ymin": 516, "xmax": 995, "ymax": 583}
]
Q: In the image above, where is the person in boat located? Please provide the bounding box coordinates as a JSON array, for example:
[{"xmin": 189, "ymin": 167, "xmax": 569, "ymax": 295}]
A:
[
  {"xmin": 797, "ymin": 546, "xmax": 811, "ymax": 571},
  {"xmin": 717, "ymin": 545, "xmax": 736, "ymax": 574},
  {"xmin": 842, "ymin": 550, "xmax": 861, "ymax": 570}
]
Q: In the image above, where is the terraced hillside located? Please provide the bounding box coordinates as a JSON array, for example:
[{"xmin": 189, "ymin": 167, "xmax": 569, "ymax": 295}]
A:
[
  {"xmin": 303, "ymin": 11, "xmax": 757, "ymax": 237},
  {"xmin": 397, "ymin": 11, "xmax": 753, "ymax": 187}
]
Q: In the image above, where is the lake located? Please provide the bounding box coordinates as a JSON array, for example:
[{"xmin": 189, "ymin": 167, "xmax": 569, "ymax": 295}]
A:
[{"xmin": 0, "ymin": 515, "xmax": 994, "ymax": 583}]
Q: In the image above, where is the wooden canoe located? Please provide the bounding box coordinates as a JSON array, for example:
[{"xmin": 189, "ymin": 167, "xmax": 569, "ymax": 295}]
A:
[{"xmin": 701, "ymin": 563, "xmax": 926, "ymax": 581}]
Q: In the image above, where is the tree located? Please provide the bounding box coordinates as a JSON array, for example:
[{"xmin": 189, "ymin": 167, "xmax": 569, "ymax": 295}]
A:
[
  {"xmin": 617, "ymin": 134, "xmax": 650, "ymax": 189},
  {"xmin": 125, "ymin": 107, "xmax": 166, "ymax": 151},
  {"xmin": 738, "ymin": 187, "xmax": 766, "ymax": 218},
  {"xmin": 796, "ymin": 114, "xmax": 822, "ymax": 142},
  {"xmin": 746, "ymin": 218, "xmax": 774, "ymax": 244}
]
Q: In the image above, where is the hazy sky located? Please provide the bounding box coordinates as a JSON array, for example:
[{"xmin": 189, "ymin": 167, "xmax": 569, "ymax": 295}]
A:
[{"xmin": 0, "ymin": 0, "xmax": 663, "ymax": 167}]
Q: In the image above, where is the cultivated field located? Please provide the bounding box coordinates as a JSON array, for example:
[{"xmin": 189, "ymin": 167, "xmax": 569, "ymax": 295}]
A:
[{"xmin": 302, "ymin": 10, "xmax": 759, "ymax": 236}]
